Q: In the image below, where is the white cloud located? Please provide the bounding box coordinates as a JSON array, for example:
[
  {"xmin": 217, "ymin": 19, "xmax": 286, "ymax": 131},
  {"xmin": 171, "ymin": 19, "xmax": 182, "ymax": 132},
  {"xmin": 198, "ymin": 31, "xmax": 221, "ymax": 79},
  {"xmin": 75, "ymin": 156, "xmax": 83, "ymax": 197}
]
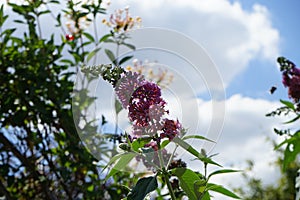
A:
[
  {"xmin": 195, "ymin": 95, "xmax": 285, "ymax": 198},
  {"xmin": 109, "ymin": 0, "xmax": 280, "ymax": 87}
]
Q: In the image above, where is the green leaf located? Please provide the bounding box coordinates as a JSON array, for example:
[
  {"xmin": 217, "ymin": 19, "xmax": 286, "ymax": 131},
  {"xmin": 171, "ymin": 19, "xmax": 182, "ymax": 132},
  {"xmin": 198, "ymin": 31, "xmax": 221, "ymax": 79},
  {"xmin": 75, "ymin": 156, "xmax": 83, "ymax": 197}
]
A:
[
  {"xmin": 160, "ymin": 140, "xmax": 170, "ymax": 149},
  {"xmin": 122, "ymin": 42, "xmax": 136, "ymax": 50},
  {"xmin": 105, "ymin": 49, "xmax": 116, "ymax": 63},
  {"xmin": 13, "ymin": 19, "xmax": 25, "ymax": 24},
  {"xmin": 104, "ymin": 38, "xmax": 115, "ymax": 43},
  {"xmin": 127, "ymin": 176, "xmax": 158, "ymax": 200},
  {"xmin": 37, "ymin": 10, "xmax": 51, "ymax": 16},
  {"xmin": 283, "ymin": 114, "xmax": 300, "ymax": 124},
  {"xmin": 206, "ymin": 183, "xmax": 240, "ymax": 199},
  {"xmin": 201, "ymin": 192, "xmax": 211, "ymax": 200},
  {"xmin": 182, "ymin": 135, "xmax": 215, "ymax": 143},
  {"xmin": 131, "ymin": 137, "xmax": 152, "ymax": 152},
  {"xmin": 207, "ymin": 169, "xmax": 240, "ymax": 180},
  {"xmin": 86, "ymin": 47, "xmax": 101, "ymax": 62},
  {"xmin": 115, "ymin": 98, "xmax": 123, "ymax": 114},
  {"xmin": 275, "ymin": 133, "xmax": 298, "ymax": 150},
  {"xmin": 173, "ymin": 168, "xmax": 202, "ymax": 200},
  {"xmin": 280, "ymin": 99, "xmax": 295, "ymax": 110},
  {"xmin": 119, "ymin": 55, "xmax": 133, "ymax": 65},
  {"xmin": 173, "ymin": 137, "xmax": 221, "ymax": 167},
  {"xmin": 104, "ymin": 152, "xmax": 135, "ymax": 181},
  {"xmin": 99, "ymin": 33, "xmax": 112, "ymax": 43},
  {"xmin": 282, "ymin": 137, "xmax": 300, "ymax": 170},
  {"xmin": 60, "ymin": 59, "xmax": 74, "ymax": 65},
  {"xmin": 83, "ymin": 32, "xmax": 95, "ymax": 42},
  {"xmin": 87, "ymin": 184, "xmax": 94, "ymax": 192}
]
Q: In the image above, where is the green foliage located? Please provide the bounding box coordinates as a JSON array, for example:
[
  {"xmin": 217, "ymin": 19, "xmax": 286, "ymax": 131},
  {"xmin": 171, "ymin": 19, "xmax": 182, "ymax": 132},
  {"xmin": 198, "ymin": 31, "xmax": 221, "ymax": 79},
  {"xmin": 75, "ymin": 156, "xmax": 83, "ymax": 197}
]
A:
[
  {"xmin": 127, "ymin": 176, "xmax": 158, "ymax": 200},
  {"xmin": 105, "ymin": 153, "xmax": 136, "ymax": 181},
  {"xmin": 0, "ymin": 1, "xmax": 132, "ymax": 199},
  {"xmin": 103, "ymin": 131, "xmax": 239, "ymax": 199},
  {"xmin": 173, "ymin": 168, "xmax": 203, "ymax": 199},
  {"xmin": 235, "ymin": 157, "xmax": 298, "ymax": 200},
  {"xmin": 173, "ymin": 137, "xmax": 221, "ymax": 167},
  {"xmin": 266, "ymin": 57, "xmax": 300, "ymax": 171},
  {"xmin": 242, "ymin": 56, "xmax": 300, "ymax": 200}
]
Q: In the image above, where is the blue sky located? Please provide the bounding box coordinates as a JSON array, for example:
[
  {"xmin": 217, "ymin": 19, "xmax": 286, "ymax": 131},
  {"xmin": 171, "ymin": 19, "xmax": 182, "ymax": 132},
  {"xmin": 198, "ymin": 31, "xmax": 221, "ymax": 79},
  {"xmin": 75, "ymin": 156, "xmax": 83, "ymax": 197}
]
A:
[{"xmin": 227, "ymin": 0, "xmax": 300, "ymax": 100}]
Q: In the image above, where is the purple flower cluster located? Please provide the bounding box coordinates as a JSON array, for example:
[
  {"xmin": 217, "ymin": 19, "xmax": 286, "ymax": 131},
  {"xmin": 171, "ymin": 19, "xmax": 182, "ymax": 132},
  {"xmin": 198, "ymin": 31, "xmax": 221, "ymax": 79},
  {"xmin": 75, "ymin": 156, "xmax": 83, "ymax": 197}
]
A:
[
  {"xmin": 281, "ymin": 64, "xmax": 300, "ymax": 102},
  {"xmin": 115, "ymin": 71, "xmax": 183, "ymax": 170},
  {"xmin": 128, "ymin": 82, "xmax": 166, "ymax": 126},
  {"xmin": 115, "ymin": 71, "xmax": 144, "ymax": 108},
  {"xmin": 115, "ymin": 71, "xmax": 182, "ymax": 140},
  {"xmin": 161, "ymin": 119, "xmax": 182, "ymax": 140}
]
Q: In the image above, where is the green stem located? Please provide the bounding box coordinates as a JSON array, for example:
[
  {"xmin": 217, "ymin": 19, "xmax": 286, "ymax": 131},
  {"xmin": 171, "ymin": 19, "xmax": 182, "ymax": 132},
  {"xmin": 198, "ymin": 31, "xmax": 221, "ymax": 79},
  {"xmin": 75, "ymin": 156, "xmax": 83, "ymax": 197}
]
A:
[
  {"xmin": 157, "ymin": 143, "xmax": 176, "ymax": 200},
  {"xmin": 166, "ymin": 144, "xmax": 178, "ymax": 169},
  {"xmin": 115, "ymin": 42, "xmax": 120, "ymax": 65},
  {"xmin": 157, "ymin": 147, "xmax": 165, "ymax": 169},
  {"xmin": 92, "ymin": 16, "xmax": 98, "ymax": 65},
  {"xmin": 204, "ymin": 163, "xmax": 208, "ymax": 178},
  {"xmin": 114, "ymin": 102, "xmax": 118, "ymax": 135},
  {"xmin": 163, "ymin": 169, "xmax": 177, "ymax": 200}
]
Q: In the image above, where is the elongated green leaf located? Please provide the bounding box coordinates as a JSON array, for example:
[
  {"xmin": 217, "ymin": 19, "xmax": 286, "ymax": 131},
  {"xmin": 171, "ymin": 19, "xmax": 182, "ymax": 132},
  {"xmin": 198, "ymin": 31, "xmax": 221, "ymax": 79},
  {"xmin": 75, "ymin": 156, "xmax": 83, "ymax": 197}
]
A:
[
  {"xmin": 105, "ymin": 152, "xmax": 136, "ymax": 181},
  {"xmin": 173, "ymin": 168, "xmax": 202, "ymax": 200},
  {"xmin": 37, "ymin": 10, "xmax": 51, "ymax": 16},
  {"xmin": 160, "ymin": 140, "xmax": 170, "ymax": 149},
  {"xmin": 208, "ymin": 169, "xmax": 240, "ymax": 180},
  {"xmin": 283, "ymin": 114, "xmax": 300, "ymax": 124},
  {"xmin": 101, "ymin": 153, "xmax": 125, "ymax": 174},
  {"xmin": 119, "ymin": 55, "xmax": 133, "ymax": 65},
  {"xmin": 283, "ymin": 138, "xmax": 300, "ymax": 170},
  {"xmin": 60, "ymin": 59, "xmax": 74, "ymax": 65},
  {"xmin": 86, "ymin": 47, "xmax": 101, "ymax": 62},
  {"xmin": 122, "ymin": 42, "xmax": 135, "ymax": 50},
  {"xmin": 173, "ymin": 137, "xmax": 221, "ymax": 167},
  {"xmin": 206, "ymin": 183, "xmax": 240, "ymax": 199},
  {"xmin": 115, "ymin": 99, "xmax": 123, "ymax": 114},
  {"xmin": 13, "ymin": 19, "xmax": 25, "ymax": 24},
  {"xmin": 280, "ymin": 99, "xmax": 295, "ymax": 110},
  {"xmin": 201, "ymin": 192, "xmax": 211, "ymax": 200},
  {"xmin": 127, "ymin": 176, "xmax": 158, "ymax": 200},
  {"xmin": 83, "ymin": 32, "xmax": 95, "ymax": 42},
  {"xmin": 275, "ymin": 136, "xmax": 297, "ymax": 150},
  {"xmin": 104, "ymin": 38, "xmax": 115, "ymax": 43},
  {"xmin": 182, "ymin": 135, "xmax": 215, "ymax": 143},
  {"xmin": 99, "ymin": 33, "xmax": 112, "ymax": 43},
  {"xmin": 105, "ymin": 49, "xmax": 116, "ymax": 63}
]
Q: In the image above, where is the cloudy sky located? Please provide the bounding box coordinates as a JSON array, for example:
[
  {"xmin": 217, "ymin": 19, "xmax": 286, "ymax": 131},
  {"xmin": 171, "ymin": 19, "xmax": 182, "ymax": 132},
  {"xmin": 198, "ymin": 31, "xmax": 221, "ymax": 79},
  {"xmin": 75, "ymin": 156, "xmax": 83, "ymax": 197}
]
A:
[
  {"xmin": 4, "ymin": 0, "xmax": 300, "ymax": 198},
  {"xmin": 104, "ymin": 0, "xmax": 300, "ymax": 197}
]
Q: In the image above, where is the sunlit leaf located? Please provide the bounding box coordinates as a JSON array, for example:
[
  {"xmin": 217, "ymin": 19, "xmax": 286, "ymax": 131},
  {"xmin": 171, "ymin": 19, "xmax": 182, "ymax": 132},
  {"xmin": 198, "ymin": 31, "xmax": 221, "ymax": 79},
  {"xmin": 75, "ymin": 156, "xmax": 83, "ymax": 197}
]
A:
[
  {"xmin": 280, "ymin": 99, "xmax": 295, "ymax": 110},
  {"xmin": 105, "ymin": 152, "xmax": 136, "ymax": 181},
  {"xmin": 207, "ymin": 169, "xmax": 240, "ymax": 180},
  {"xmin": 131, "ymin": 137, "xmax": 152, "ymax": 151},
  {"xmin": 173, "ymin": 168, "xmax": 202, "ymax": 200},
  {"xmin": 182, "ymin": 135, "xmax": 215, "ymax": 143},
  {"xmin": 206, "ymin": 183, "xmax": 240, "ymax": 199},
  {"xmin": 173, "ymin": 137, "xmax": 221, "ymax": 167}
]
